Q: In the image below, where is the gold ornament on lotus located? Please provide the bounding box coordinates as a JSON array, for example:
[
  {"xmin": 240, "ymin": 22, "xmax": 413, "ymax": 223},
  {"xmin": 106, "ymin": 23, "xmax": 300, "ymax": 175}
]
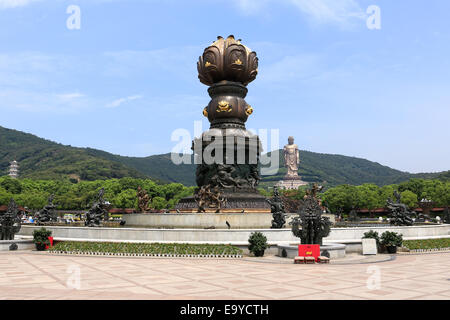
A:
[
  {"xmin": 245, "ymin": 105, "xmax": 253, "ymax": 116},
  {"xmin": 203, "ymin": 107, "xmax": 208, "ymax": 117},
  {"xmin": 216, "ymin": 100, "xmax": 232, "ymax": 113}
]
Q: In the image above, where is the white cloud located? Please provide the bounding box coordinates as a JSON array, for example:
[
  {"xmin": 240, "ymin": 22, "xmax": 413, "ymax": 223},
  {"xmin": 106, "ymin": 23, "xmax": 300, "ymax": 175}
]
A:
[
  {"xmin": 103, "ymin": 45, "xmax": 201, "ymax": 79},
  {"xmin": 260, "ymin": 54, "xmax": 322, "ymax": 83},
  {"xmin": 231, "ymin": 0, "xmax": 366, "ymax": 27},
  {"xmin": 56, "ymin": 92, "xmax": 85, "ymax": 101},
  {"xmin": 0, "ymin": 46, "xmax": 200, "ymax": 114},
  {"xmin": 0, "ymin": 89, "xmax": 94, "ymax": 114},
  {"xmin": 231, "ymin": 0, "xmax": 271, "ymax": 14},
  {"xmin": 106, "ymin": 95, "xmax": 142, "ymax": 108},
  {"xmin": 0, "ymin": 0, "xmax": 41, "ymax": 9},
  {"xmin": 289, "ymin": 0, "xmax": 366, "ymax": 25},
  {"xmin": 0, "ymin": 0, "xmax": 129, "ymax": 10}
]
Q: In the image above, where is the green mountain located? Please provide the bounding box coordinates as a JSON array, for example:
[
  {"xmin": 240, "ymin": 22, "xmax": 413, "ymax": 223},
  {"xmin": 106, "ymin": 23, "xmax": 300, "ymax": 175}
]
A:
[
  {"xmin": 0, "ymin": 125, "xmax": 445, "ymax": 186},
  {"xmin": 84, "ymin": 148, "xmax": 195, "ymax": 185},
  {"xmin": 437, "ymin": 170, "xmax": 450, "ymax": 182},
  {"xmin": 0, "ymin": 126, "xmax": 146, "ymax": 181},
  {"xmin": 259, "ymin": 150, "xmax": 441, "ymax": 188}
]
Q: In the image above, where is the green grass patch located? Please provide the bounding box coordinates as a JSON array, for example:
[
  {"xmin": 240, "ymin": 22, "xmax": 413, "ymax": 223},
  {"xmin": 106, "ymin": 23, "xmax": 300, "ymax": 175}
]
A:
[
  {"xmin": 49, "ymin": 241, "xmax": 243, "ymax": 256},
  {"xmin": 403, "ymin": 238, "xmax": 450, "ymax": 250}
]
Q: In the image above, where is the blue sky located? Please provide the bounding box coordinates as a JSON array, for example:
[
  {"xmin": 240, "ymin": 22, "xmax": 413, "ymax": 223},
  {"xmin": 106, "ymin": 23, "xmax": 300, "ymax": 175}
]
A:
[{"xmin": 0, "ymin": 0, "xmax": 449, "ymax": 173}]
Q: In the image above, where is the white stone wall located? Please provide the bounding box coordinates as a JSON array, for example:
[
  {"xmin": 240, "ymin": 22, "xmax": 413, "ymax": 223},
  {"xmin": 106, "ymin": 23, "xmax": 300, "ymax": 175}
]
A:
[
  {"xmin": 326, "ymin": 224, "xmax": 450, "ymax": 243},
  {"xmin": 123, "ymin": 213, "xmax": 273, "ymax": 229},
  {"xmin": 18, "ymin": 224, "xmax": 450, "ymax": 246}
]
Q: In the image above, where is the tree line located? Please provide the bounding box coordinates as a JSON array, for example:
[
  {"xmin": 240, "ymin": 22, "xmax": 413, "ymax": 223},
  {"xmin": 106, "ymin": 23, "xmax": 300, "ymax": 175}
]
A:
[
  {"xmin": 1, "ymin": 176, "xmax": 448, "ymax": 213},
  {"xmin": 0, "ymin": 176, "xmax": 195, "ymax": 211},
  {"xmin": 260, "ymin": 178, "xmax": 449, "ymax": 214},
  {"xmin": 324, "ymin": 179, "xmax": 449, "ymax": 213}
]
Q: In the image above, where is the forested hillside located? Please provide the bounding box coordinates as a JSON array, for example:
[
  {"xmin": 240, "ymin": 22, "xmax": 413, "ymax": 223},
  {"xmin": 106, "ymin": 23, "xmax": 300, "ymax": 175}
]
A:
[
  {"xmin": 0, "ymin": 125, "xmax": 445, "ymax": 187},
  {"xmin": 0, "ymin": 126, "xmax": 148, "ymax": 181}
]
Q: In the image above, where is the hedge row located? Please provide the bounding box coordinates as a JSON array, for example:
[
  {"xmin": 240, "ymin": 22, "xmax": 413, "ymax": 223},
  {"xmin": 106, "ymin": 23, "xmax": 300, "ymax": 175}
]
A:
[
  {"xmin": 49, "ymin": 241, "xmax": 243, "ymax": 256},
  {"xmin": 403, "ymin": 238, "xmax": 450, "ymax": 250}
]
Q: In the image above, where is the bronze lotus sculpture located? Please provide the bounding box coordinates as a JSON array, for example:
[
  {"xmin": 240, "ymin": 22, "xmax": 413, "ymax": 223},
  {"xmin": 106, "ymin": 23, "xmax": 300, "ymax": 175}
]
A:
[
  {"xmin": 198, "ymin": 35, "xmax": 258, "ymax": 128},
  {"xmin": 197, "ymin": 35, "xmax": 258, "ymax": 87},
  {"xmin": 176, "ymin": 35, "xmax": 269, "ymax": 213}
]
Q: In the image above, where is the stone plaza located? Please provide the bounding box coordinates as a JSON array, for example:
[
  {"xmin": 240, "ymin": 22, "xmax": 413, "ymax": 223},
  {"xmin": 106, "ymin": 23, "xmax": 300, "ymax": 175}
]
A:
[{"xmin": 1, "ymin": 251, "xmax": 449, "ymax": 300}]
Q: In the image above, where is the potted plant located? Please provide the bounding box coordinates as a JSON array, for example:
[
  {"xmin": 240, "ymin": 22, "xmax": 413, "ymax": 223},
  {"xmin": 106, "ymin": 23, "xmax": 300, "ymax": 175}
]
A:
[
  {"xmin": 33, "ymin": 228, "xmax": 52, "ymax": 251},
  {"xmin": 248, "ymin": 232, "xmax": 268, "ymax": 257},
  {"xmin": 380, "ymin": 231, "xmax": 403, "ymax": 254}
]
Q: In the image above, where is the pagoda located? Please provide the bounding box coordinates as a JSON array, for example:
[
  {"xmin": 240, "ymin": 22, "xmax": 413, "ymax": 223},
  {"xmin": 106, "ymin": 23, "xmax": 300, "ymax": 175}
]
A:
[{"xmin": 8, "ymin": 160, "xmax": 19, "ymax": 179}]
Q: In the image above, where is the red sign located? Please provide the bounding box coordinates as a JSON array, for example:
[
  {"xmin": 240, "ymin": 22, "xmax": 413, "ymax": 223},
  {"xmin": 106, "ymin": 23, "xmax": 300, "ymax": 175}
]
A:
[
  {"xmin": 298, "ymin": 244, "xmax": 320, "ymax": 261},
  {"xmin": 45, "ymin": 237, "xmax": 54, "ymax": 250}
]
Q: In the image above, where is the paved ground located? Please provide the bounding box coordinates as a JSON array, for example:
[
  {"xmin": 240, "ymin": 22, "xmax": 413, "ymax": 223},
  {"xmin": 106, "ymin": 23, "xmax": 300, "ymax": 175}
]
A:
[{"xmin": 0, "ymin": 251, "xmax": 449, "ymax": 300}]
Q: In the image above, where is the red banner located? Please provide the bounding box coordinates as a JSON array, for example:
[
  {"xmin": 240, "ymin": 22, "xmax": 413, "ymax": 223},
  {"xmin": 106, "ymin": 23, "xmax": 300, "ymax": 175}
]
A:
[
  {"xmin": 298, "ymin": 244, "xmax": 320, "ymax": 262},
  {"xmin": 45, "ymin": 237, "xmax": 54, "ymax": 250}
]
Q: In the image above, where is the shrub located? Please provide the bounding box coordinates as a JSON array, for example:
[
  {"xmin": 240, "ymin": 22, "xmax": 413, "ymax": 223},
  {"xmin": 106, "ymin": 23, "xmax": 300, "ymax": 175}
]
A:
[
  {"xmin": 362, "ymin": 230, "xmax": 380, "ymax": 244},
  {"xmin": 248, "ymin": 232, "xmax": 268, "ymax": 257},
  {"xmin": 380, "ymin": 231, "xmax": 403, "ymax": 247},
  {"xmin": 32, "ymin": 227, "xmax": 52, "ymax": 246}
]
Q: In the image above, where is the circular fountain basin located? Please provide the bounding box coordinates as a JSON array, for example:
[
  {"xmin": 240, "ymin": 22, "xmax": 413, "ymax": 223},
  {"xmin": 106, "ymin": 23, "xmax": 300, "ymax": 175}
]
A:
[{"xmin": 0, "ymin": 239, "xmax": 34, "ymax": 251}]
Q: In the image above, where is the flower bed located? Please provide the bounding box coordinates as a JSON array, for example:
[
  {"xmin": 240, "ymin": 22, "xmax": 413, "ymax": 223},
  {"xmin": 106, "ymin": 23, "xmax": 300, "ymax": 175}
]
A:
[
  {"xmin": 48, "ymin": 241, "xmax": 243, "ymax": 258},
  {"xmin": 403, "ymin": 238, "xmax": 450, "ymax": 252}
]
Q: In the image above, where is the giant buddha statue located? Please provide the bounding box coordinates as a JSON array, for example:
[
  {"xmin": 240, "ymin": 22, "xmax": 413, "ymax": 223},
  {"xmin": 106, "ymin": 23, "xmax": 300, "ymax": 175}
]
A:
[
  {"xmin": 277, "ymin": 136, "xmax": 308, "ymax": 190},
  {"xmin": 284, "ymin": 136, "xmax": 300, "ymax": 177}
]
